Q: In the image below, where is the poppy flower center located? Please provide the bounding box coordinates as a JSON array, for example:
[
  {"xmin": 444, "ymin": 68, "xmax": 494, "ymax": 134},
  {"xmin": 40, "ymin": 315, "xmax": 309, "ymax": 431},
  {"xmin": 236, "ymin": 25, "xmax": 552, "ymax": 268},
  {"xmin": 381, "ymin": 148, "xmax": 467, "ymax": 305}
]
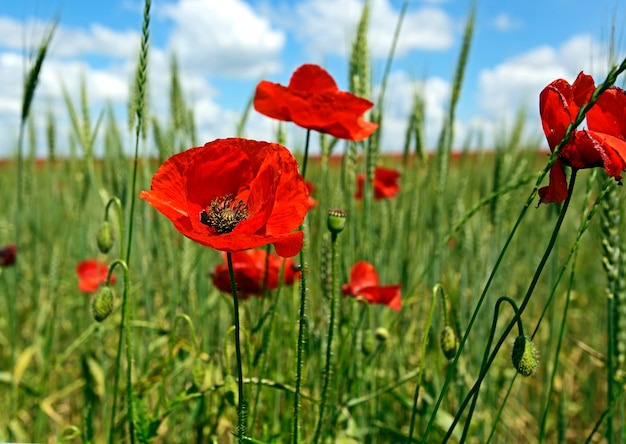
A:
[{"xmin": 200, "ymin": 194, "xmax": 249, "ymax": 234}]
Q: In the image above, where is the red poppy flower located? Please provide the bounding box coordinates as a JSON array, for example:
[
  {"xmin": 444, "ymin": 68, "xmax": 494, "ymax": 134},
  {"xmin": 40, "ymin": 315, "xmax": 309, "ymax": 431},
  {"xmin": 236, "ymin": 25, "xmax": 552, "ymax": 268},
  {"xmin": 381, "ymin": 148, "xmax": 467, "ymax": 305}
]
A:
[
  {"xmin": 253, "ymin": 64, "xmax": 378, "ymax": 141},
  {"xmin": 342, "ymin": 261, "xmax": 401, "ymax": 311},
  {"xmin": 139, "ymin": 138, "xmax": 309, "ymax": 257},
  {"xmin": 77, "ymin": 259, "xmax": 115, "ymax": 293},
  {"xmin": 539, "ymin": 71, "xmax": 626, "ymax": 203},
  {"xmin": 355, "ymin": 166, "xmax": 401, "ymax": 200},
  {"xmin": 212, "ymin": 249, "xmax": 300, "ymax": 299},
  {"xmin": 0, "ymin": 244, "xmax": 16, "ymax": 267}
]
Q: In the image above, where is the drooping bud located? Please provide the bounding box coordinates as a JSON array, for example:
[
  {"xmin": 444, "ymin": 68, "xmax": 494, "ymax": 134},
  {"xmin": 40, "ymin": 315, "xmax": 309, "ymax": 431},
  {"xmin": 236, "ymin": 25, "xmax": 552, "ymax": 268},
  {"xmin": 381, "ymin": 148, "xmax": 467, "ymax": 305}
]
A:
[
  {"xmin": 327, "ymin": 208, "xmax": 347, "ymax": 234},
  {"xmin": 97, "ymin": 220, "xmax": 114, "ymax": 253},
  {"xmin": 511, "ymin": 335, "xmax": 538, "ymax": 377},
  {"xmin": 440, "ymin": 326, "xmax": 459, "ymax": 360},
  {"xmin": 92, "ymin": 286, "xmax": 114, "ymax": 322},
  {"xmin": 362, "ymin": 330, "xmax": 375, "ymax": 355}
]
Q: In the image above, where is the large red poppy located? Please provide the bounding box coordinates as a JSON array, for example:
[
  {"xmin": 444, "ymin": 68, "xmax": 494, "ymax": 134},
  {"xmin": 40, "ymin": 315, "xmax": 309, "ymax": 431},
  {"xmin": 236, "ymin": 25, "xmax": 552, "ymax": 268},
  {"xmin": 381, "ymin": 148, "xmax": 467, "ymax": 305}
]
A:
[
  {"xmin": 355, "ymin": 166, "xmax": 401, "ymax": 200},
  {"xmin": 77, "ymin": 259, "xmax": 115, "ymax": 293},
  {"xmin": 342, "ymin": 261, "xmax": 401, "ymax": 311},
  {"xmin": 139, "ymin": 138, "xmax": 309, "ymax": 257},
  {"xmin": 212, "ymin": 249, "xmax": 300, "ymax": 299},
  {"xmin": 539, "ymin": 71, "xmax": 626, "ymax": 203},
  {"xmin": 253, "ymin": 64, "xmax": 378, "ymax": 141},
  {"xmin": 0, "ymin": 244, "xmax": 16, "ymax": 267}
]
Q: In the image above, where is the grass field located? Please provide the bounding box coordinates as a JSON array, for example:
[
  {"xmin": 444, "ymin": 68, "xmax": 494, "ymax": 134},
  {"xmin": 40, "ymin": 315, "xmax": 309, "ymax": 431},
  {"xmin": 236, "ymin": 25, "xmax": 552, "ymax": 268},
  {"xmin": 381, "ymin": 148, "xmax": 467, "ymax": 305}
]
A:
[{"xmin": 1, "ymin": 1, "xmax": 626, "ymax": 443}]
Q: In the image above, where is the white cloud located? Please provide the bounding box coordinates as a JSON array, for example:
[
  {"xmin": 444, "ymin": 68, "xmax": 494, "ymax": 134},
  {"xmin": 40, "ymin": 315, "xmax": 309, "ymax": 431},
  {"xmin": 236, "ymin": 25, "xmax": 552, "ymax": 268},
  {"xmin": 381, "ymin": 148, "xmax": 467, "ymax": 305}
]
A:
[
  {"xmin": 160, "ymin": 0, "xmax": 285, "ymax": 78},
  {"xmin": 290, "ymin": 0, "xmax": 454, "ymax": 59},
  {"xmin": 493, "ymin": 13, "xmax": 521, "ymax": 32}
]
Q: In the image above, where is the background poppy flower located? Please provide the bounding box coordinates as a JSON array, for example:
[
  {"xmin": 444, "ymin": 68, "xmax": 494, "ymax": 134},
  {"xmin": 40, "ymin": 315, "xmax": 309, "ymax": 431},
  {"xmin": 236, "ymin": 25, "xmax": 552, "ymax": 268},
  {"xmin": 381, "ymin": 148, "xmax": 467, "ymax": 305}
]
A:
[
  {"xmin": 77, "ymin": 259, "xmax": 115, "ymax": 293},
  {"xmin": 212, "ymin": 250, "xmax": 300, "ymax": 299},
  {"xmin": 305, "ymin": 181, "xmax": 318, "ymax": 209},
  {"xmin": 342, "ymin": 261, "xmax": 401, "ymax": 311},
  {"xmin": 539, "ymin": 71, "xmax": 626, "ymax": 203},
  {"xmin": 139, "ymin": 138, "xmax": 309, "ymax": 257},
  {"xmin": 355, "ymin": 166, "xmax": 401, "ymax": 200},
  {"xmin": 253, "ymin": 64, "xmax": 378, "ymax": 141},
  {"xmin": 0, "ymin": 244, "xmax": 16, "ymax": 267}
]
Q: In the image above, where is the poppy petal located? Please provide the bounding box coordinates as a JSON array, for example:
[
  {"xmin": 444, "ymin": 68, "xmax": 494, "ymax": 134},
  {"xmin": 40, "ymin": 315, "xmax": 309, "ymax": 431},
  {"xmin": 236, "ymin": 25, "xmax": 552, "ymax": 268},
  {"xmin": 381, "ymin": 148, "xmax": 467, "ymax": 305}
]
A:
[{"xmin": 539, "ymin": 159, "xmax": 569, "ymax": 204}]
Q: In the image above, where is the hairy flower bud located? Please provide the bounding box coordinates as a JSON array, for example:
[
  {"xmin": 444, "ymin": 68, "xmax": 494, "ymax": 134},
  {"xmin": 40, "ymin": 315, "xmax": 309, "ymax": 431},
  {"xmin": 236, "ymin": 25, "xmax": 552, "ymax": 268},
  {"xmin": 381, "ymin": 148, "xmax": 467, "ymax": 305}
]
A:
[
  {"xmin": 97, "ymin": 220, "xmax": 114, "ymax": 253},
  {"xmin": 375, "ymin": 327, "xmax": 390, "ymax": 343},
  {"xmin": 512, "ymin": 335, "xmax": 538, "ymax": 377},
  {"xmin": 92, "ymin": 286, "xmax": 114, "ymax": 322},
  {"xmin": 440, "ymin": 326, "xmax": 459, "ymax": 360}
]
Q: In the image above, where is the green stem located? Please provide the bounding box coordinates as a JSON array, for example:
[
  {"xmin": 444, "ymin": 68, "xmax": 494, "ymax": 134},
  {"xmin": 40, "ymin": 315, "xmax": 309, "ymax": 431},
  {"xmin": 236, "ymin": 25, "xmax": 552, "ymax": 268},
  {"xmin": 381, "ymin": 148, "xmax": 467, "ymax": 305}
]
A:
[
  {"xmin": 227, "ymin": 252, "xmax": 247, "ymax": 440},
  {"xmin": 291, "ymin": 129, "xmax": 312, "ymax": 444},
  {"xmin": 313, "ymin": 232, "xmax": 340, "ymax": 444},
  {"xmin": 407, "ymin": 284, "xmax": 442, "ymax": 442},
  {"xmin": 440, "ymin": 169, "xmax": 578, "ymax": 443}
]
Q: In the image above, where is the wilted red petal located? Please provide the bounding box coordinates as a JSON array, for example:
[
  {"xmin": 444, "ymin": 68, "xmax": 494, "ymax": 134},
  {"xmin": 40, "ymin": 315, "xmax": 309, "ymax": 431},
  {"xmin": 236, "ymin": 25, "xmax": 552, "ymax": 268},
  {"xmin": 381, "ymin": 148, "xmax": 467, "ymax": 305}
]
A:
[
  {"xmin": 0, "ymin": 244, "xmax": 16, "ymax": 267},
  {"xmin": 140, "ymin": 138, "xmax": 309, "ymax": 257},
  {"xmin": 253, "ymin": 64, "xmax": 378, "ymax": 141},
  {"xmin": 538, "ymin": 159, "xmax": 569, "ymax": 204},
  {"xmin": 77, "ymin": 259, "xmax": 114, "ymax": 293}
]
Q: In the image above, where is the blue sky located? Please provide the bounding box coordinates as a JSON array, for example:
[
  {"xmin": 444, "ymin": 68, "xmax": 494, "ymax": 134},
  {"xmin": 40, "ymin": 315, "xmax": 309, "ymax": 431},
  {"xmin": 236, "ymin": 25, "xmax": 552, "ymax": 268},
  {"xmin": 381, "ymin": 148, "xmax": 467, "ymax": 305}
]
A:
[{"xmin": 0, "ymin": 0, "xmax": 624, "ymax": 156}]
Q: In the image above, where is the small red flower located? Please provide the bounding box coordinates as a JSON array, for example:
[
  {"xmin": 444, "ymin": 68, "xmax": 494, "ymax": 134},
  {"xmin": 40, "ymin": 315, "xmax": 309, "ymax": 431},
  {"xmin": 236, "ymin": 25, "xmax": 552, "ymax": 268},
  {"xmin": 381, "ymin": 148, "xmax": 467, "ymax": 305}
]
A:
[
  {"xmin": 0, "ymin": 244, "xmax": 16, "ymax": 267},
  {"xmin": 342, "ymin": 261, "xmax": 401, "ymax": 311},
  {"xmin": 253, "ymin": 64, "xmax": 378, "ymax": 141},
  {"xmin": 212, "ymin": 249, "xmax": 300, "ymax": 299},
  {"xmin": 305, "ymin": 181, "xmax": 318, "ymax": 209},
  {"xmin": 539, "ymin": 71, "xmax": 626, "ymax": 204},
  {"xmin": 139, "ymin": 138, "xmax": 310, "ymax": 257},
  {"xmin": 355, "ymin": 167, "xmax": 401, "ymax": 200},
  {"xmin": 77, "ymin": 259, "xmax": 115, "ymax": 293}
]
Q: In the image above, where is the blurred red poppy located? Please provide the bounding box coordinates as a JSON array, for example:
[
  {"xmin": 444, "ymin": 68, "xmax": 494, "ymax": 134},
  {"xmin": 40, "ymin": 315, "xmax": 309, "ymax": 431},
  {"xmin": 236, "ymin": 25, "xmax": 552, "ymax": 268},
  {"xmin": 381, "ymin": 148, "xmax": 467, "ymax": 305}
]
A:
[
  {"xmin": 539, "ymin": 71, "xmax": 626, "ymax": 203},
  {"xmin": 0, "ymin": 244, "xmax": 16, "ymax": 267},
  {"xmin": 254, "ymin": 64, "xmax": 378, "ymax": 141},
  {"xmin": 342, "ymin": 261, "xmax": 401, "ymax": 311},
  {"xmin": 139, "ymin": 138, "xmax": 309, "ymax": 257},
  {"xmin": 77, "ymin": 259, "xmax": 115, "ymax": 293},
  {"xmin": 212, "ymin": 249, "xmax": 300, "ymax": 299},
  {"xmin": 305, "ymin": 181, "xmax": 318, "ymax": 209},
  {"xmin": 355, "ymin": 167, "xmax": 401, "ymax": 200}
]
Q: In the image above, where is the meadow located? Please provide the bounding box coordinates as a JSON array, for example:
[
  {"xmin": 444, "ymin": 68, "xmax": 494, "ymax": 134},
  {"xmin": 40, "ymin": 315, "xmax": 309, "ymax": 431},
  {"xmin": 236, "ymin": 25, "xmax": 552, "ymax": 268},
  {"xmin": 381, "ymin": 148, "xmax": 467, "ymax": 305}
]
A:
[{"xmin": 1, "ymin": 1, "xmax": 626, "ymax": 443}]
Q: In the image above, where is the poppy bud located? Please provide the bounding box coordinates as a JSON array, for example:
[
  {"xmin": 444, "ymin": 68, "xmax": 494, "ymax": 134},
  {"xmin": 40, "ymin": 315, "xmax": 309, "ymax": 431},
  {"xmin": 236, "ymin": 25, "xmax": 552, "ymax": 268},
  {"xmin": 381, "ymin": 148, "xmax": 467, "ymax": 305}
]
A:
[
  {"xmin": 327, "ymin": 208, "xmax": 347, "ymax": 234},
  {"xmin": 511, "ymin": 335, "xmax": 538, "ymax": 377},
  {"xmin": 92, "ymin": 286, "xmax": 114, "ymax": 322},
  {"xmin": 362, "ymin": 330, "xmax": 375, "ymax": 355},
  {"xmin": 97, "ymin": 220, "xmax": 114, "ymax": 253},
  {"xmin": 192, "ymin": 357, "xmax": 207, "ymax": 389},
  {"xmin": 375, "ymin": 327, "xmax": 390, "ymax": 343},
  {"xmin": 223, "ymin": 374, "xmax": 238, "ymax": 406},
  {"xmin": 440, "ymin": 326, "xmax": 459, "ymax": 360}
]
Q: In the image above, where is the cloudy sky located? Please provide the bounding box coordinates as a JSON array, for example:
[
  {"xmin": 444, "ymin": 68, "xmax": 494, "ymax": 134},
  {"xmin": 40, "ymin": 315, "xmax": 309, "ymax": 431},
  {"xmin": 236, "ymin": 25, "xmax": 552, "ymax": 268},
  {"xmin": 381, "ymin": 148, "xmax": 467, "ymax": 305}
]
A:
[{"xmin": 0, "ymin": 0, "xmax": 623, "ymax": 157}]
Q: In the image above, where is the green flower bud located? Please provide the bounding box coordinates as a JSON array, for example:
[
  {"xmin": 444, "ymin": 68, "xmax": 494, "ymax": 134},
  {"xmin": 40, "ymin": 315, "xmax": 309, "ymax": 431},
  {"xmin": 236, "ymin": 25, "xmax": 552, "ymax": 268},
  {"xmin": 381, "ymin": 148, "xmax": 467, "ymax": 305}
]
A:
[
  {"xmin": 223, "ymin": 374, "xmax": 238, "ymax": 406},
  {"xmin": 327, "ymin": 208, "xmax": 347, "ymax": 234},
  {"xmin": 374, "ymin": 327, "xmax": 390, "ymax": 343},
  {"xmin": 512, "ymin": 335, "xmax": 538, "ymax": 377},
  {"xmin": 192, "ymin": 357, "xmax": 207, "ymax": 389},
  {"xmin": 92, "ymin": 286, "xmax": 114, "ymax": 322},
  {"xmin": 97, "ymin": 220, "xmax": 114, "ymax": 253},
  {"xmin": 362, "ymin": 330, "xmax": 375, "ymax": 355},
  {"xmin": 440, "ymin": 325, "xmax": 459, "ymax": 360}
]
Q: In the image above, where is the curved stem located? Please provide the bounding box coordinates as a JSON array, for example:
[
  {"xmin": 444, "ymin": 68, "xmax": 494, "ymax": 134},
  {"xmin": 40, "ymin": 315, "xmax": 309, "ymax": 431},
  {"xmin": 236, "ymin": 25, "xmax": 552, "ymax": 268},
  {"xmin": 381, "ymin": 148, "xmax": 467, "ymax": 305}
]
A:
[
  {"xmin": 227, "ymin": 252, "xmax": 247, "ymax": 440},
  {"xmin": 441, "ymin": 169, "xmax": 578, "ymax": 443}
]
